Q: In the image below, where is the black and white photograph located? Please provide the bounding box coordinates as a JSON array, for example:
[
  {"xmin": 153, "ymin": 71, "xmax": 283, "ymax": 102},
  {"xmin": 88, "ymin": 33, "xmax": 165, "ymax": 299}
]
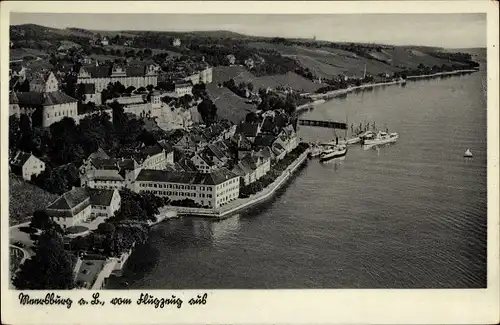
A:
[{"xmin": 1, "ymin": 1, "xmax": 499, "ymax": 324}]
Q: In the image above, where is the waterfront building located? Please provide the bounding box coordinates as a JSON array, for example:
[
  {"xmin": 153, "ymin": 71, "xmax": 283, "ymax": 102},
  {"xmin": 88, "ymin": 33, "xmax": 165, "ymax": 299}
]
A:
[
  {"xmin": 134, "ymin": 168, "xmax": 240, "ymax": 209},
  {"xmin": 88, "ymin": 188, "xmax": 121, "ymax": 219},
  {"xmin": 46, "ymin": 187, "xmax": 92, "ymax": 229},
  {"xmin": 46, "ymin": 187, "xmax": 122, "ymax": 229},
  {"xmin": 77, "ymin": 63, "xmax": 158, "ymax": 93},
  {"xmin": 231, "ymin": 149, "xmax": 271, "ymax": 186},
  {"xmin": 9, "ymin": 151, "xmax": 46, "ymax": 181}
]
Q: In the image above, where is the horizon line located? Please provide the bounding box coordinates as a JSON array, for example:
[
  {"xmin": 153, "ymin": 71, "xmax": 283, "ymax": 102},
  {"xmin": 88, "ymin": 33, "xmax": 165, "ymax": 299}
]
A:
[{"xmin": 10, "ymin": 23, "xmax": 486, "ymax": 50}]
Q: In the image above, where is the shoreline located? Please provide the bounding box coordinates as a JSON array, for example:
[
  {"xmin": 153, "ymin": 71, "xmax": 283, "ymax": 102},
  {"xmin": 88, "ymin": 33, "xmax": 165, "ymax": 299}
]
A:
[
  {"xmin": 167, "ymin": 148, "xmax": 310, "ymax": 220},
  {"xmin": 304, "ymin": 69, "xmax": 478, "ymax": 103}
]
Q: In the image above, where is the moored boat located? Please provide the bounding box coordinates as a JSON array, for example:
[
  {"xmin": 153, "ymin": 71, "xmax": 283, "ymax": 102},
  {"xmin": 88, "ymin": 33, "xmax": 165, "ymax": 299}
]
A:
[
  {"xmin": 464, "ymin": 148, "xmax": 473, "ymax": 158},
  {"xmin": 319, "ymin": 145, "xmax": 348, "ymax": 162},
  {"xmin": 362, "ymin": 130, "xmax": 399, "ymax": 146}
]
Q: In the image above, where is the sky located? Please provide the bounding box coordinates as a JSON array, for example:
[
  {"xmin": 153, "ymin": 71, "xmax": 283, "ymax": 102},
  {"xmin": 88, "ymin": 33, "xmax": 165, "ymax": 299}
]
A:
[{"xmin": 10, "ymin": 13, "xmax": 486, "ymax": 49}]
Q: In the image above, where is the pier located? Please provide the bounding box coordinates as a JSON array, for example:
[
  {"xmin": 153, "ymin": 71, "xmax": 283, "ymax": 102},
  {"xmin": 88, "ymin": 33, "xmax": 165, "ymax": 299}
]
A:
[{"xmin": 298, "ymin": 119, "xmax": 347, "ymax": 130}]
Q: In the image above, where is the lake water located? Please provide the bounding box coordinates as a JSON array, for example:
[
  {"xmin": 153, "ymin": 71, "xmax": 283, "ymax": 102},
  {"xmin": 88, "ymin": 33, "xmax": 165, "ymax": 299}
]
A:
[{"xmin": 108, "ymin": 71, "xmax": 487, "ymax": 289}]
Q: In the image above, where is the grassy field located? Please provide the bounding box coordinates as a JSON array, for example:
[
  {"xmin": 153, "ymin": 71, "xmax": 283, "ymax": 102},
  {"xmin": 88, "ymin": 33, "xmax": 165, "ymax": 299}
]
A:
[
  {"xmin": 10, "ymin": 48, "xmax": 49, "ymax": 61},
  {"xmin": 206, "ymin": 84, "xmax": 257, "ymax": 124},
  {"xmin": 213, "ymin": 66, "xmax": 321, "ymax": 93},
  {"xmin": 246, "ymin": 42, "xmax": 471, "ymax": 79},
  {"xmin": 9, "ymin": 173, "xmax": 59, "ymax": 226}
]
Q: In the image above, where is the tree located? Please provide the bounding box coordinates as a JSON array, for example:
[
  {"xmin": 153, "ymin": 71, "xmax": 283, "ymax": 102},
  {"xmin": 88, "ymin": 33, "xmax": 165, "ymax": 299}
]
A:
[
  {"xmin": 197, "ymin": 98, "xmax": 218, "ymax": 124},
  {"xmin": 9, "ymin": 115, "xmax": 20, "ymax": 152},
  {"xmin": 97, "ymin": 222, "xmax": 116, "ymax": 234},
  {"xmin": 13, "ymin": 229, "xmax": 75, "ymax": 289},
  {"xmin": 30, "ymin": 210, "xmax": 52, "ymax": 230}
]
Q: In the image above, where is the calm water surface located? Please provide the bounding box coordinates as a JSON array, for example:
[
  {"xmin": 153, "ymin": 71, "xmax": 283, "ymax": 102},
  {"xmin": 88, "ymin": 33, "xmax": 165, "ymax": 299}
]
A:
[{"xmin": 108, "ymin": 71, "xmax": 487, "ymax": 289}]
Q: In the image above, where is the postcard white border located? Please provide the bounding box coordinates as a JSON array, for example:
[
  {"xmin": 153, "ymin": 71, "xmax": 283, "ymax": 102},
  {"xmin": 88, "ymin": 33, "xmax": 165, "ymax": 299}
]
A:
[{"xmin": 1, "ymin": 1, "xmax": 498, "ymax": 324}]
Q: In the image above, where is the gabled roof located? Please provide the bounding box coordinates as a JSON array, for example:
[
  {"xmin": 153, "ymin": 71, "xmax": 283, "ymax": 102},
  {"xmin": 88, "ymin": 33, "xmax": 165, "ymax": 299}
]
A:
[
  {"xmin": 88, "ymin": 148, "xmax": 110, "ymax": 161},
  {"xmin": 88, "ymin": 169, "xmax": 125, "ymax": 181},
  {"xmin": 238, "ymin": 121, "xmax": 260, "ymax": 138},
  {"xmin": 136, "ymin": 168, "xmax": 238, "ymax": 185},
  {"xmin": 16, "ymin": 91, "xmax": 78, "ymax": 107},
  {"xmin": 87, "ymin": 188, "xmax": 118, "ymax": 206},
  {"xmin": 10, "ymin": 151, "xmax": 36, "ymax": 167},
  {"xmin": 254, "ymin": 134, "xmax": 276, "ymax": 147},
  {"xmin": 46, "ymin": 187, "xmax": 90, "ymax": 214}
]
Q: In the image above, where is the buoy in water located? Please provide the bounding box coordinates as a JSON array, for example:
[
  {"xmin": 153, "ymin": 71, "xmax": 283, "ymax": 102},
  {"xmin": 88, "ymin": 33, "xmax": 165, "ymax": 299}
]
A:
[{"xmin": 464, "ymin": 148, "xmax": 473, "ymax": 158}]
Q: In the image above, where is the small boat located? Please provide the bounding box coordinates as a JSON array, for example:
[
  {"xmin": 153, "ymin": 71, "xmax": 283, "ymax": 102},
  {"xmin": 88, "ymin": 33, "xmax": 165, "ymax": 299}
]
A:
[
  {"xmin": 464, "ymin": 148, "xmax": 473, "ymax": 158},
  {"xmin": 308, "ymin": 146, "xmax": 323, "ymax": 158},
  {"xmin": 319, "ymin": 145, "xmax": 348, "ymax": 162},
  {"xmin": 362, "ymin": 131, "xmax": 399, "ymax": 146}
]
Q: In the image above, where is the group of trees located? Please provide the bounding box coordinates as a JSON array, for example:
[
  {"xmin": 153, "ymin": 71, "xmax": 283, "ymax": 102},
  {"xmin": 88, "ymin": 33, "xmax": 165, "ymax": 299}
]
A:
[
  {"xmin": 257, "ymin": 92, "xmax": 297, "ymax": 115},
  {"xmin": 111, "ymin": 189, "xmax": 169, "ymax": 223},
  {"xmin": 239, "ymin": 142, "xmax": 309, "ymax": 197},
  {"xmin": 9, "ymin": 104, "xmax": 158, "ymax": 193},
  {"xmin": 13, "ymin": 229, "xmax": 76, "ymax": 290},
  {"xmin": 223, "ymin": 79, "xmax": 254, "ymax": 98},
  {"xmin": 197, "ymin": 98, "xmax": 218, "ymax": 124},
  {"xmin": 69, "ymin": 222, "xmax": 149, "ymax": 257}
]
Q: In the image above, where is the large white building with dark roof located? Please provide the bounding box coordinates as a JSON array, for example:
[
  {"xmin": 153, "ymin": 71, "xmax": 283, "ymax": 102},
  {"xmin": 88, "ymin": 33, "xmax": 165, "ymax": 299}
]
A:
[
  {"xmin": 14, "ymin": 91, "xmax": 79, "ymax": 127},
  {"xmin": 134, "ymin": 168, "xmax": 240, "ymax": 209},
  {"xmin": 77, "ymin": 62, "xmax": 158, "ymax": 93},
  {"xmin": 45, "ymin": 187, "xmax": 121, "ymax": 228}
]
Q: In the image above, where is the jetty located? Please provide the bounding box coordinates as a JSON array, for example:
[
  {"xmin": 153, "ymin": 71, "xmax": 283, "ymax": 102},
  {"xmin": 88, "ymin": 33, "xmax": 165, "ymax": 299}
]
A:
[{"xmin": 298, "ymin": 119, "xmax": 347, "ymax": 130}]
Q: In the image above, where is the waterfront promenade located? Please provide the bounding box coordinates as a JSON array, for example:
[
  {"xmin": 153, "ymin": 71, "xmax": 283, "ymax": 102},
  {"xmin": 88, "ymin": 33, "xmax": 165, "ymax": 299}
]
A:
[{"xmin": 169, "ymin": 148, "xmax": 310, "ymax": 219}]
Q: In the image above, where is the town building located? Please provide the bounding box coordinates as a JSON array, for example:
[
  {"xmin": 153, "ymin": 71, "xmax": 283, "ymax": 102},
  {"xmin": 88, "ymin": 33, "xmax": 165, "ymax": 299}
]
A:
[
  {"xmin": 77, "ymin": 63, "xmax": 158, "ymax": 93},
  {"xmin": 9, "ymin": 151, "xmax": 46, "ymax": 181},
  {"xmin": 190, "ymin": 142, "xmax": 232, "ymax": 173},
  {"xmin": 182, "ymin": 67, "xmax": 213, "ymax": 85},
  {"xmin": 29, "ymin": 71, "xmax": 59, "ymax": 93},
  {"xmin": 232, "ymin": 149, "xmax": 271, "ymax": 186},
  {"xmin": 9, "ymin": 92, "xmax": 20, "ymax": 116},
  {"xmin": 134, "ymin": 168, "xmax": 240, "ymax": 209},
  {"xmin": 101, "ymin": 37, "xmax": 109, "ymax": 46},
  {"xmin": 106, "ymin": 95, "xmax": 151, "ymax": 117},
  {"xmin": 14, "ymin": 91, "xmax": 79, "ymax": 127},
  {"xmin": 173, "ymin": 81, "xmax": 193, "ymax": 97},
  {"xmin": 77, "ymin": 83, "xmax": 101, "ymax": 105},
  {"xmin": 87, "ymin": 188, "xmax": 121, "ymax": 219},
  {"xmin": 46, "ymin": 187, "xmax": 122, "ymax": 229},
  {"xmin": 245, "ymin": 58, "xmax": 255, "ymax": 69},
  {"xmin": 172, "ymin": 38, "xmax": 181, "ymax": 47},
  {"xmin": 45, "ymin": 187, "xmax": 93, "ymax": 229},
  {"xmin": 226, "ymin": 54, "xmax": 236, "ymax": 65},
  {"xmin": 80, "ymin": 151, "xmax": 141, "ymax": 190}
]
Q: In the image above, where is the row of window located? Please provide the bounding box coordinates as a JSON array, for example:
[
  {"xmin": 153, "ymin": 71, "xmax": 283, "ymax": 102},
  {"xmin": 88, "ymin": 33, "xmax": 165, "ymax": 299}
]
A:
[
  {"xmin": 142, "ymin": 189, "xmax": 213, "ymax": 198},
  {"xmin": 47, "ymin": 109, "xmax": 76, "ymax": 119},
  {"xmin": 140, "ymin": 183, "xmax": 213, "ymax": 191}
]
